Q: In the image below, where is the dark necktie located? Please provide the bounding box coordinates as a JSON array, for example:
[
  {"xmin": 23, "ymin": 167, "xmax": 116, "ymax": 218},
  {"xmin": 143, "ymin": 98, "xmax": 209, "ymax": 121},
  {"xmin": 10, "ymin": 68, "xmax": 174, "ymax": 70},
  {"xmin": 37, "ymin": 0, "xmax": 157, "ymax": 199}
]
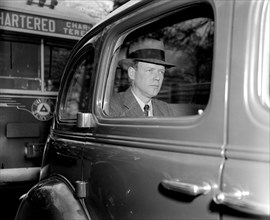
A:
[{"xmin": 144, "ymin": 104, "xmax": 150, "ymax": 116}]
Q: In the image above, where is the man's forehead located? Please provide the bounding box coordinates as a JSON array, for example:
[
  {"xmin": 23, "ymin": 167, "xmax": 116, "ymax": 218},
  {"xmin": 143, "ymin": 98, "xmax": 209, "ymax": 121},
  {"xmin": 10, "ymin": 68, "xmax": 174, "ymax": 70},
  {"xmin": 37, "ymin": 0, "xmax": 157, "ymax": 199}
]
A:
[{"xmin": 138, "ymin": 61, "xmax": 165, "ymax": 70}]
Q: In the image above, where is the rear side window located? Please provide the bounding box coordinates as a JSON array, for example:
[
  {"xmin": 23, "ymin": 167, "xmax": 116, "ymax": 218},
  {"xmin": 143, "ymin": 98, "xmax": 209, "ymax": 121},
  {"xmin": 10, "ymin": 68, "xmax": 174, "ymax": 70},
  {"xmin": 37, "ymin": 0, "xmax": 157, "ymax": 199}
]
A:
[
  {"xmin": 59, "ymin": 45, "xmax": 95, "ymax": 120},
  {"xmin": 106, "ymin": 3, "xmax": 214, "ymax": 117}
]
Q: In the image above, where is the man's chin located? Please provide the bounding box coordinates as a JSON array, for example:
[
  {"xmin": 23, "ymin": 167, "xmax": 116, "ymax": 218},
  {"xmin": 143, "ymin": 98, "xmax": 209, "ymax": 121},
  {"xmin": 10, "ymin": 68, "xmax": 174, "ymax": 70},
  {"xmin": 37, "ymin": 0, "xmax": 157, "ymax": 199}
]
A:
[{"xmin": 149, "ymin": 92, "xmax": 159, "ymax": 98}]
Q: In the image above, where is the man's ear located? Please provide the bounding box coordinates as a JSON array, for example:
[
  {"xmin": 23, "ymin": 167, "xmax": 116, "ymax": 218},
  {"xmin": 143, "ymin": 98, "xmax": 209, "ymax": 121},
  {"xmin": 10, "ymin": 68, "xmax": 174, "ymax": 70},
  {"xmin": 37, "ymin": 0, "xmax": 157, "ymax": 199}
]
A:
[{"xmin": 128, "ymin": 67, "xmax": 135, "ymax": 80}]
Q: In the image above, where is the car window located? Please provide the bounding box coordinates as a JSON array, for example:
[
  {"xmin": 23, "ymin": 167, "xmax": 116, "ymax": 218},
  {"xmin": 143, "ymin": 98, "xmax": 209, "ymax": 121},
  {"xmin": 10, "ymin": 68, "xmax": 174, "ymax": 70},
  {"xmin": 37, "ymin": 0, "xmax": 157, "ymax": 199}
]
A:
[
  {"xmin": 105, "ymin": 4, "xmax": 214, "ymax": 118},
  {"xmin": 59, "ymin": 45, "xmax": 95, "ymax": 120}
]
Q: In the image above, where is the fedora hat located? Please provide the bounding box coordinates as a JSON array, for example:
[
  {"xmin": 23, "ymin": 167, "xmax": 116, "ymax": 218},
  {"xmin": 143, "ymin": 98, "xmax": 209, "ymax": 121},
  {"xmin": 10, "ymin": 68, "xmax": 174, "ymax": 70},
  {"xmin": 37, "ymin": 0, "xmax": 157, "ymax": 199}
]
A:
[{"xmin": 118, "ymin": 38, "xmax": 175, "ymax": 70}]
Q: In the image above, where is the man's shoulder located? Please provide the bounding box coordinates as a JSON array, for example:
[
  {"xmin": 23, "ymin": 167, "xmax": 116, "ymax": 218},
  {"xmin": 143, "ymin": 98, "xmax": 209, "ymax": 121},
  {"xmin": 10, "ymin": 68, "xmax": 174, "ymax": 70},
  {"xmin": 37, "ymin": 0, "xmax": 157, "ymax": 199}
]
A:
[
  {"xmin": 111, "ymin": 88, "xmax": 132, "ymax": 105},
  {"xmin": 152, "ymin": 98, "xmax": 170, "ymax": 107},
  {"xmin": 110, "ymin": 91, "xmax": 125, "ymax": 113},
  {"xmin": 111, "ymin": 91, "xmax": 125, "ymax": 103},
  {"xmin": 152, "ymin": 98, "xmax": 175, "ymax": 117},
  {"xmin": 109, "ymin": 88, "xmax": 137, "ymax": 116}
]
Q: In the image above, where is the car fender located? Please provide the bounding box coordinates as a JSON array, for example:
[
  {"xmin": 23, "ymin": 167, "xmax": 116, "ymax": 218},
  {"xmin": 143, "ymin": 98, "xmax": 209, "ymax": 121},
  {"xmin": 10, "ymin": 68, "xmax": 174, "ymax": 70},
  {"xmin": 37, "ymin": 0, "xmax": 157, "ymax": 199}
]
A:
[{"xmin": 15, "ymin": 174, "xmax": 90, "ymax": 220}]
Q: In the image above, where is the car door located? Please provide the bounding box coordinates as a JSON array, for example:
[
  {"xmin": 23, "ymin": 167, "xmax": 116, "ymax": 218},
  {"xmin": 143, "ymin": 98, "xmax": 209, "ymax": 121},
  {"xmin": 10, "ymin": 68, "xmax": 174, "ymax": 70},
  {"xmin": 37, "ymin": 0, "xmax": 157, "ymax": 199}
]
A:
[
  {"xmin": 214, "ymin": 0, "xmax": 270, "ymax": 218},
  {"xmin": 80, "ymin": 1, "xmax": 234, "ymax": 219}
]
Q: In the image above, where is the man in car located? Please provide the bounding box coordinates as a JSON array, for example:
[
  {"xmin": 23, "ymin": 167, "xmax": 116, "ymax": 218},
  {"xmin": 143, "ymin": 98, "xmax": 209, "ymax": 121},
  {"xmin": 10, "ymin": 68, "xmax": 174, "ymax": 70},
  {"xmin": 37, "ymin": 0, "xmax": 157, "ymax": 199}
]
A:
[{"xmin": 109, "ymin": 38, "xmax": 175, "ymax": 117}]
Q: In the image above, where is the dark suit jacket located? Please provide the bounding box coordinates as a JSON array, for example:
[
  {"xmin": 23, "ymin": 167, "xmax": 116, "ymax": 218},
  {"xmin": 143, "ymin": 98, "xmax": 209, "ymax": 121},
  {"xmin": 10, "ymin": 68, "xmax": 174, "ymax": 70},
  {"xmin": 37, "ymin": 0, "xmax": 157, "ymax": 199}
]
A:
[{"xmin": 109, "ymin": 87, "xmax": 174, "ymax": 117}]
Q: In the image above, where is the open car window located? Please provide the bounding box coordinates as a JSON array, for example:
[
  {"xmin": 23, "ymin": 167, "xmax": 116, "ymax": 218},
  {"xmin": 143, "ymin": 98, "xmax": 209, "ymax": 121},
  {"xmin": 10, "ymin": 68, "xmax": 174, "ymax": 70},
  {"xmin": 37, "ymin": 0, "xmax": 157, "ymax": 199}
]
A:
[{"xmin": 105, "ymin": 4, "xmax": 214, "ymax": 117}]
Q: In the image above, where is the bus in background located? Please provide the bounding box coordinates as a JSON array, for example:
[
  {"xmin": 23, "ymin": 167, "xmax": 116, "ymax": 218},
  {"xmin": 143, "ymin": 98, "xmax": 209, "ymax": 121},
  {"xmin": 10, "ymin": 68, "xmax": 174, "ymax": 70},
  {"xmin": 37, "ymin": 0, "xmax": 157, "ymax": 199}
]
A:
[{"xmin": 0, "ymin": 0, "xmax": 95, "ymax": 189}]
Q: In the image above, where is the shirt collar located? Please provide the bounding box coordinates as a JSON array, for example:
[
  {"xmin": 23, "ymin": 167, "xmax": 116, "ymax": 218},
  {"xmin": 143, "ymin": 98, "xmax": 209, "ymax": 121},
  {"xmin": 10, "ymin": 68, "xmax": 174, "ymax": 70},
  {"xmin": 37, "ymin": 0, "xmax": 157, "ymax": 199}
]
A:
[{"xmin": 131, "ymin": 89, "xmax": 153, "ymax": 116}]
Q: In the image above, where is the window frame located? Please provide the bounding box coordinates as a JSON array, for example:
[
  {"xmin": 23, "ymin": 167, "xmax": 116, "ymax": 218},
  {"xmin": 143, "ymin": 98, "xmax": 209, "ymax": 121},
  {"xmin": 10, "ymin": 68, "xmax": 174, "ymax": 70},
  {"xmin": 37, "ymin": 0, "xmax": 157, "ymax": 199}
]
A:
[
  {"xmin": 89, "ymin": 0, "xmax": 232, "ymax": 147},
  {"xmin": 257, "ymin": 1, "xmax": 269, "ymax": 109},
  {"xmin": 100, "ymin": 2, "xmax": 215, "ymax": 120},
  {"xmin": 0, "ymin": 37, "xmax": 42, "ymax": 94}
]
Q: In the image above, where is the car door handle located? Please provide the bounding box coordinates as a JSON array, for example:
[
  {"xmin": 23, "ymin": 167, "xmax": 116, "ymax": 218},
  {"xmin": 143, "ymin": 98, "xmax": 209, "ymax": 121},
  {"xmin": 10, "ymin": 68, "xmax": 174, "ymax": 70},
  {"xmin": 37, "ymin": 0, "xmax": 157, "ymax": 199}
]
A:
[
  {"xmin": 161, "ymin": 179, "xmax": 211, "ymax": 196},
  {"xmin": 214, "ymin": 190, "xmax": 270, "ymax": 216}
]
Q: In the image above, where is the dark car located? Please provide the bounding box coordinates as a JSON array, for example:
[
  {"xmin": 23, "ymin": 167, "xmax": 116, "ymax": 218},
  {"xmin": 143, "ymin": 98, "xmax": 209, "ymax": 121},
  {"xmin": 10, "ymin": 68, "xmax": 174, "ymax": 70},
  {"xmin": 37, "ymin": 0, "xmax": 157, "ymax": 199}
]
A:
[{"xmin": 15, "ymin": 0, "xmax": 269, "ymax": 219}]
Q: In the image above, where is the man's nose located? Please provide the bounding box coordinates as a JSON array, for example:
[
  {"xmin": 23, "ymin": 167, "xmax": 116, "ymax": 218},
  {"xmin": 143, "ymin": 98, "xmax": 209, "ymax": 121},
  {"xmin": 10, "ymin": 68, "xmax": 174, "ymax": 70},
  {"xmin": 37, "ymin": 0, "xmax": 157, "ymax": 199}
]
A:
[{"xmin": 153, "ymin": 72, "xmax": 161, "ymax": 80}]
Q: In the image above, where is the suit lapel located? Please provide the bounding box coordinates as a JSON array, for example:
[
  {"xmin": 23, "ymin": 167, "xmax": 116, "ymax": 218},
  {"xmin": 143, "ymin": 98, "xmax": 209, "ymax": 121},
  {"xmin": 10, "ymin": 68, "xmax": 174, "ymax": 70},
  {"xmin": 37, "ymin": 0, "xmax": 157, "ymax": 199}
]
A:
[{"xmin": 122, "ymin": 88, "xmax": 144, "ymax": 117}]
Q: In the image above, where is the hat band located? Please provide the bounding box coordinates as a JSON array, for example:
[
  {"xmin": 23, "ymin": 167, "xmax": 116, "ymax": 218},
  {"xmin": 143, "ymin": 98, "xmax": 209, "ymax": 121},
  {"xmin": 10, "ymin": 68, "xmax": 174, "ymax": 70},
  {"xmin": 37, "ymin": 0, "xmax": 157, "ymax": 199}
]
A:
[{"xmin": 128, "ymin": 49, "xmax": 165, "ymax": 61}]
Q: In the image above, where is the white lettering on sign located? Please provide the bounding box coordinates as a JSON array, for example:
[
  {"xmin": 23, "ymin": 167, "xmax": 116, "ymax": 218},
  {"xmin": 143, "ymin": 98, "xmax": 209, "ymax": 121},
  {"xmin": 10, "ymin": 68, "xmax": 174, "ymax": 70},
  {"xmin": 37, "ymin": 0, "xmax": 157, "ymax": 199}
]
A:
[
  {"xmin": 66, "ymin": 21, "xmax": 89, "ymax": 30},
  {"xmin": 63, "ymin": 21, "xmax": 90, "ymax": 36},
  {"xmin": 12, "ymin": 13, "xmax": 19, "ymax": 26},
  {"xmin": 63, "ymin": 27, "xmax": 87, "ymax": 36},
  {"xmin": 0, "ymin": 11, "xmax": 55, "ymax": 32},
  {"xmin": 0, "ymin": 10, "xmax": 92, "ymax": 37}
]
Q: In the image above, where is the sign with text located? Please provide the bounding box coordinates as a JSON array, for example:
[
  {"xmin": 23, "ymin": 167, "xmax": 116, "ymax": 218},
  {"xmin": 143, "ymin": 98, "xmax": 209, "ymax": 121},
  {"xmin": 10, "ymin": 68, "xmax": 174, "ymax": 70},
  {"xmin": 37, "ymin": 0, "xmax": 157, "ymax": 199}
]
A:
[{"xmin": 0, "ymin": 9, "xmax": 92, "ymax": 38}]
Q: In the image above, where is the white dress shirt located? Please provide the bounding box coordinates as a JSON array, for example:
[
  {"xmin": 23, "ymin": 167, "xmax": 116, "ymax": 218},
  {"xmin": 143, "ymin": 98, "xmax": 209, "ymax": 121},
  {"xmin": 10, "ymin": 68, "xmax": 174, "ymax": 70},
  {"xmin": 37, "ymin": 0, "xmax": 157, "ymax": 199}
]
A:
[{"xmin": 131, "ymin": 89, "xmax": 153, "ymax": 116}]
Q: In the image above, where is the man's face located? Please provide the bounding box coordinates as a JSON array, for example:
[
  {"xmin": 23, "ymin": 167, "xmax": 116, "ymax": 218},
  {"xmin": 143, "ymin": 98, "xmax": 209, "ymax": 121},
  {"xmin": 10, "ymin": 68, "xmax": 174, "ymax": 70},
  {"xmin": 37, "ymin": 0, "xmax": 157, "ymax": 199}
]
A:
[{"xmin": 129, "ymin": 61, "xmax": 165, "ymax": 102}]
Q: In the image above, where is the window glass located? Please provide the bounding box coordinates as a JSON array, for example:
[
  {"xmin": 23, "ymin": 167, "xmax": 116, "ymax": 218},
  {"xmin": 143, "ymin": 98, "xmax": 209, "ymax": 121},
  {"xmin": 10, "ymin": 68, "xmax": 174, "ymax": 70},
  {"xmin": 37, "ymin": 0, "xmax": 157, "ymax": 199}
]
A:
[
  {"xmin": 161, "ymin": 18, "xmax": 213, "ymax": 106},
  {"xmin": 0, "ymin": 40, "xmax": 41, "ymax": 90},
  {"xmin": 44, "ymin": 43, "xmax": 73, "ymax": 92},
  {"xmin": 60, "ymin": 46, "xmax": 95, "ymax": 119},
  {"xmin": 109, "ymin": 5, "xmax": 214, "ymax": 117}
]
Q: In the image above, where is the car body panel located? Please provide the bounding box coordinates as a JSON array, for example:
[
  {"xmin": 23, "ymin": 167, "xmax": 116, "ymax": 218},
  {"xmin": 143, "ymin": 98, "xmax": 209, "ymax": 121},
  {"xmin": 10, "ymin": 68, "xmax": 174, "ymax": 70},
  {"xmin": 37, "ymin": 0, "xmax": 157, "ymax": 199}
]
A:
[{"xmin": 82, "ymin": 140, "xmax": 221, "ymax": 219}]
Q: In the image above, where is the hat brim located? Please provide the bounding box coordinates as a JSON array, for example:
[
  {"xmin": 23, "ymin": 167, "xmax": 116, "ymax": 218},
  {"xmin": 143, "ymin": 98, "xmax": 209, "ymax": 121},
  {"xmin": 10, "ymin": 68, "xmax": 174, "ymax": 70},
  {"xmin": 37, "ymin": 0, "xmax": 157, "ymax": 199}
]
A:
[{"xmin": 118, "ymin": 58, "xmax": 175, "ymax": 70}]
